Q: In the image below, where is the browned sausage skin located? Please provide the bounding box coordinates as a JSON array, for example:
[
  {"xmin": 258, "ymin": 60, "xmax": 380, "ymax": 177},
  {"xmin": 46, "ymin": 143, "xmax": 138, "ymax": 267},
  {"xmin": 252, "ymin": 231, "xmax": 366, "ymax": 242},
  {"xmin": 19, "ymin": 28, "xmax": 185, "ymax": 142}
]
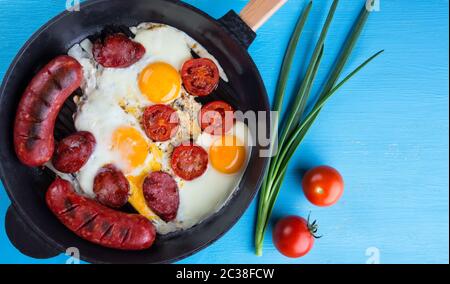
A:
[
  {"xmin": 14, "ymin": 55, "xmax": 83, "ymax": 167},
  {"xmin": 46, "ymin": 178, "xmax": 156, "ymax": 250}
]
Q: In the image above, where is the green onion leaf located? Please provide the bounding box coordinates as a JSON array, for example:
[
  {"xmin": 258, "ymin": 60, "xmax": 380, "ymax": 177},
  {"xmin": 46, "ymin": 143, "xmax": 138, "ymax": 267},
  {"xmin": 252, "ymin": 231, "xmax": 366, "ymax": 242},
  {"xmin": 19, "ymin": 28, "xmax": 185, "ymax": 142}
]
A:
[
  {"xmin": 255, "ymin": 2, "xmax": 313, "ymax": 255},
  {"xmin": 271, "ymin": 50, "xmax": 385, "ymax": 195},
  {"xmin": 254, "ymin": 0, "xmax": 382, "ymax": 256},
  {"xmin": 273, "ymin": 1, "xmax": 313, "ymax": 114},
  {"xmin": 277, "ymin": 0, "xmax": 339, "ymax": 148}
]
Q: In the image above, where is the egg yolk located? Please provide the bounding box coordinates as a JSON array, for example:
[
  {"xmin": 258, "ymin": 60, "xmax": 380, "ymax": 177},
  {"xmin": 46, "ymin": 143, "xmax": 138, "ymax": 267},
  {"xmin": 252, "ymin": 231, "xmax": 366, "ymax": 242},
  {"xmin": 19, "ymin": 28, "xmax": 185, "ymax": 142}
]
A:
[
  {"xmin": 112, "ymin": 126, "xmax": 148, "ymax": 172},
  {"xmin": 128, "ymin": 173, "xmax": 157, "ymax": 221},
  {"xmin": 126, "ymin": 143, "xmax": 163, "ymax": 221},
  {"xmin": 209, "ymin": 135, "xmax": 246, "ymax": 174},
  {"xmin": 127, "ymin": 165, "xmax": 161, "ymax": 221},
  {"xmin": 138, "ymin": 62, "xmax": 181, "ymax": 103}
]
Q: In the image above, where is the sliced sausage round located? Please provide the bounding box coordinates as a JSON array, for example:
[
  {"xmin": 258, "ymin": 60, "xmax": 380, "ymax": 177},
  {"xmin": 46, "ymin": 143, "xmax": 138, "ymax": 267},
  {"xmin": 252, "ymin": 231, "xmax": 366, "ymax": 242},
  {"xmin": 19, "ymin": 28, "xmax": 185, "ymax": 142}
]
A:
[
  {"xmin": 52, "ymin": 131, "xmax": 96, "ymax": 173},
  {"xmin": 93, "ymin": 164, "xmax": 130, "ymax": 208},
  {"xmin": 143, "ymin": 172, "xmax": 179, "ymax": 222},
  {"xmin": 93, "ymin": 33, "xmax": 145, "ymax": 68}
]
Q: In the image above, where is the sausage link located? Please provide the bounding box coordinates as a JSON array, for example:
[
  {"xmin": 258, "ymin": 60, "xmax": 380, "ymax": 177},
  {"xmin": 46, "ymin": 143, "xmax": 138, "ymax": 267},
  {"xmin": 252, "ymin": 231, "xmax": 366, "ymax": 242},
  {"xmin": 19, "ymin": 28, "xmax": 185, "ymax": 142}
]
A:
[
  {"xmin": 14, "ymin": 56, "xmax": 83, "ymax": 166},
  {"xmin": 46, "ymin": 178, "xmax": 156, "ymax": 250}
]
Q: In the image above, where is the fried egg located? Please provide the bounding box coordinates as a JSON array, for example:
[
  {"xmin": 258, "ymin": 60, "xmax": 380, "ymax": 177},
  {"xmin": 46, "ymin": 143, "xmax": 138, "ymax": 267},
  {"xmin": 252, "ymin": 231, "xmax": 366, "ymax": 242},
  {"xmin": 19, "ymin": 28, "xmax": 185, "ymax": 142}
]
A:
[
  {"xmin": 162, "ymin": 121, "xmax": 252, "ymax": 233},
  {"xmin": 64, "ymin": 23, "xmax": 249, "ymax": 234}
]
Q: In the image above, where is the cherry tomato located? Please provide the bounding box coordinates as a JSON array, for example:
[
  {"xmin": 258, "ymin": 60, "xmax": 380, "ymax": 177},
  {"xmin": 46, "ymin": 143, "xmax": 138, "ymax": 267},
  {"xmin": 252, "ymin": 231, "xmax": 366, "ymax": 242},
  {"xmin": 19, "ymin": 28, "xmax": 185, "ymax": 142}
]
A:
[
  {"xmin": 302, "ymin": 165, "xmax": 344, "ymax": 207},
  {"xmin": 171, "ymin": 143, "xmax": 208, "ymax": 180},
  {"xmin": 142, "ymin": 104, "xmax": 179, "ymax": 142},
  {"xmin": 181, "ymin": 58, "xmax": 219, "ymax": 96},
  {"xmin": 273, "ymin": 215, "xmax": 320, "ymax": 258},
  {"xmin": 199, "ymin": 101, "xmax": 234, "ymax": 135}
]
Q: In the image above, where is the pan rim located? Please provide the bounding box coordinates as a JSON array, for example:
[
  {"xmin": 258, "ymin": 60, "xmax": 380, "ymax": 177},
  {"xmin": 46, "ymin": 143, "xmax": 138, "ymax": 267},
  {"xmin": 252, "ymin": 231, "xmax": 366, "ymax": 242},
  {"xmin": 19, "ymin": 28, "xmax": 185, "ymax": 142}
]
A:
[{"xmin": 0, "ymin": 0, "xmax": 270, "ymax": 264}]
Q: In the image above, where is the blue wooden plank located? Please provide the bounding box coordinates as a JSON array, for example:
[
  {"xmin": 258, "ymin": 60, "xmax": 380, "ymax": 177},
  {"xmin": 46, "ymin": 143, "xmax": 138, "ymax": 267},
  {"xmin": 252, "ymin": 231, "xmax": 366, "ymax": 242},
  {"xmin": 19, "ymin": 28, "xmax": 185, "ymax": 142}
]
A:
[{"xmin": 0, "ymin": 0, "xmax": 448, "ymax": 264}]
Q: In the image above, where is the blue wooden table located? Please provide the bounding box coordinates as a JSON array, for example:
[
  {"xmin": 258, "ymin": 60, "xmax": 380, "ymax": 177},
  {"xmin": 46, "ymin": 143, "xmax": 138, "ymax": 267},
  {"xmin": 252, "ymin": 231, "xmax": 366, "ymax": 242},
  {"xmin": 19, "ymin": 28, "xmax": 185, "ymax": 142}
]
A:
[{"xmin": 0, "ymin": 0, "xmax": 448, "ymax": 264}]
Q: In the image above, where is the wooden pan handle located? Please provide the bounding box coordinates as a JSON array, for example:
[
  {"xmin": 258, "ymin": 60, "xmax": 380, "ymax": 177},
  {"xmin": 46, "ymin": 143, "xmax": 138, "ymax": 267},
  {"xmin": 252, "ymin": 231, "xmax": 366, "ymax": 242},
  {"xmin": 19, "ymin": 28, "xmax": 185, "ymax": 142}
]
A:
[{"xmin": 239, "ymin": 0, "xmax": 287, "ymax": 31}]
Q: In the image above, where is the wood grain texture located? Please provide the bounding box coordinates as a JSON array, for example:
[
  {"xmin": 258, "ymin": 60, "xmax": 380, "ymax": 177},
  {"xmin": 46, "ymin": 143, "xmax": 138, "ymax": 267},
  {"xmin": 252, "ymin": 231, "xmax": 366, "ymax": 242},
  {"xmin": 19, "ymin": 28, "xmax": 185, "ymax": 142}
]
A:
[
  {"xmin": 239, "ymin": 0, "xmax": 287, "ymax": 31},
  {"xmin": 0, "ymin": 0, "xmax": 448, "ymax": 264}
]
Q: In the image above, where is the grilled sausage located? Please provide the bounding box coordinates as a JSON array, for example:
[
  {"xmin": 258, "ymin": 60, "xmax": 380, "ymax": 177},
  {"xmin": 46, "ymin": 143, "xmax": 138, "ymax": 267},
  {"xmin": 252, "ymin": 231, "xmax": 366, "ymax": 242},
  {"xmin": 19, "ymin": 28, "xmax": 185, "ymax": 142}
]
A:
[
  {"xmin": 46, "ymin": 178, "xmax": 156, "ymax": 250},
  {"xmin": 14, "ymin": 55, "xmax": 83, "ymax": 167}
]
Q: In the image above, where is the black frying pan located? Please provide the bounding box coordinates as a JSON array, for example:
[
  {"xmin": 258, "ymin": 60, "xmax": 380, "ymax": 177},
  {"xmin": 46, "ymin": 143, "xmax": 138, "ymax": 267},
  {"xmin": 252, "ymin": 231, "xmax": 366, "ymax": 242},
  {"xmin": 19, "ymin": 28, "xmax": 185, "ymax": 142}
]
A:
[{"xmin": 0, "ymin": 0, "xmax": 284, "ymax": 263}]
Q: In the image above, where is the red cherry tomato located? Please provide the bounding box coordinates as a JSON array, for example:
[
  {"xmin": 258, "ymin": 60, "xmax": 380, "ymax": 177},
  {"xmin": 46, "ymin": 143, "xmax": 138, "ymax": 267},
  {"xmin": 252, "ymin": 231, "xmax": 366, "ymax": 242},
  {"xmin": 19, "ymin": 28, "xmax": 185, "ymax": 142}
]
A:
[
  {"xmin": 302, "ymin": 165, "xmax": 344, "ymax": 207},
  {"xmin": 273, "ymin": 215, "xmax": 320, "ymax": 258},
  {"xmin": 142, "ymin": 104, "xmax": 179, "ymax": 142},
  {"xmin": 181, "ymin": 58, "xmax": 219, "ymax": 96},
  {"xmin": 171, "ymin": 143, "xmax": 208, "ymax": 180},
  {"xmin": 199, "ymin": 101, "xmax": 234, "ymax": 135}
]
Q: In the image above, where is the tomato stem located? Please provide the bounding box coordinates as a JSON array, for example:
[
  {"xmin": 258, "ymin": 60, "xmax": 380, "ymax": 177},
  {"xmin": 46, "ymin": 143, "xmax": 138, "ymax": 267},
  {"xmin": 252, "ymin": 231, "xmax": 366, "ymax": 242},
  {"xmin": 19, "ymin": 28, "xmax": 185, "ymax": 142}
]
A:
[{"xmin": 307, "ymin": 212, "xmax": 323, "ymax": 239}]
